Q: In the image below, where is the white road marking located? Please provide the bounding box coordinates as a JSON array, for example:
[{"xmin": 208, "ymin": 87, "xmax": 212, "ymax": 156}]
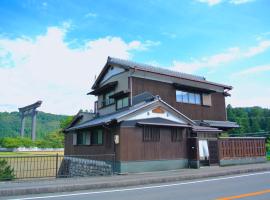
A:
[{"xmin": 7, "ymin": 171, "xmax": 270, "ymax": 200}]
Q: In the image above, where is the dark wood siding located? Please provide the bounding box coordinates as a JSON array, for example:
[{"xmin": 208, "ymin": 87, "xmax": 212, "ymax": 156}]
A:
[
  {"xmin": 64, "ymin": 128, "xmax": 115, "ymax": 156},
  {"xmin": 132, "ymin": 77, "xmax": 226, "ymax": 121},
  {"xmin": 218, "ymin": 138, "xmax": 266, "ymax": 159},
  {"xmin": 119, "ymin": 127, "xmax": 188, "ymax": 161}
]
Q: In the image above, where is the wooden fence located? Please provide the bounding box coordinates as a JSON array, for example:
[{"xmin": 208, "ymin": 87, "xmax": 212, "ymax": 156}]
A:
[{"xmin": 219, "ymin": 137, "xmax": 266, "ymax": 159}]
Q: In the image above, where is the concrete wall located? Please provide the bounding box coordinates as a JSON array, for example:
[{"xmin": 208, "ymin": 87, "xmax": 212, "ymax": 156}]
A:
[
  {"xmin": 116, "ymin": 159, "xmax": 188, "ymax": 173},
  {"xmin": 220, "ymin": 157, "xmax": 266, "ymax": 166}
]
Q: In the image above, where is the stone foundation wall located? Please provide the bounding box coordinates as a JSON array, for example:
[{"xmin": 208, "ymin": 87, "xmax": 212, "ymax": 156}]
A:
[
  {"xmin": 58, "ymin": 157, "xmax": 113, "ymax": 177},
  {"xmin": 220, "ymin": 156, "xmax": 266, "ymax": 166}
]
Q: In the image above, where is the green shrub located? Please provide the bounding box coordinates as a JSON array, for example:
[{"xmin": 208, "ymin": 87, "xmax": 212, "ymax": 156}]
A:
[
  {"xmin": 0, "ymin": 137, "xmax": 21, "ymax": 148},
  {"xmin": 0, "ymin": 137, "xmax": 34, "ymax": 148},
  {"xmin": 0, "ymin": 159, "xmax": 15, "ymax": 181},
  {"xmin": 0, "ymin": 131, "xmax": 64, "ymax": 149}
]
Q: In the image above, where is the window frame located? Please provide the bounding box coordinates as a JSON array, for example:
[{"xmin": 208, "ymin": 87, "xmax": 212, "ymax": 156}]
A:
[
  {"xmin": 142, "ymin": 126, "xmax": 160, "ymax": 142},
  {"xmin": 176, "ymin": 90, "xmax": 202, "ymax": 105},
  {"xmin": 91, "ymin": 128, "xmax": 104, "ymax": 145},
  {"xmin": 102, "ymin": 91, "xmax": 115, "ymax": 107},
  {"xmin": 171, "ymin": 128, "xmax": 183, "ymax": 142},
  {"xmin": 76, "ymin": 132, "xmax": 89, "ymax": 146},
  {"xmin": 116, "ymin": 96, "xmax": 129, "ymax": 110}
]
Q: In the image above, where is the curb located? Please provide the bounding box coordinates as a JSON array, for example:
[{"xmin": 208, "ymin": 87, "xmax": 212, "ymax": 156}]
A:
[{"xmin": 1, "ymin": 167, "xmax": 270, "ymax": 197}]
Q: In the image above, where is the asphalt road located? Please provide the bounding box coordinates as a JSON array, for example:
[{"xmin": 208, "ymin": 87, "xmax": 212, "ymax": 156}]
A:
[{"xmin": 3, "ymin": 171, "xmax": 270, "ymax": 200}]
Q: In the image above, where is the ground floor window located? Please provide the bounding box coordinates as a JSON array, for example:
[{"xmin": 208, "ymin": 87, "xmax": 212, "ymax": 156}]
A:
[
  {"xmin": 143, "ymin": 126, "xmax": 160, "ymax": 142},
  {"xmin": 91, "ymin": 129, "xmax": 103, "ymax": 145},
  {"xmin": 171, "ymin": 128, "xmax": 183, "ymax": 142},
  {"xmin": 73, "ymin": 129, "xmax": 103, "ymax": 145},
  {"xmin": 76, "ymin": 132, "xmax": 90, "ymax": 145}
]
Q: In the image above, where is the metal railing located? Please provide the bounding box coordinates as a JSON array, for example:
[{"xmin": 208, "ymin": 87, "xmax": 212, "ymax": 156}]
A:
[{"xmin": 0, "ymin": 154, "xmax": 116, "ymax": 181}]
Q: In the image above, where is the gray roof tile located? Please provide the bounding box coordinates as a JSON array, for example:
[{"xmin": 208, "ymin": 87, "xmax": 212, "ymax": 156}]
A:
[{"xmin": 108, "ymin": 57, "xmax": 205, "ymax": 82}]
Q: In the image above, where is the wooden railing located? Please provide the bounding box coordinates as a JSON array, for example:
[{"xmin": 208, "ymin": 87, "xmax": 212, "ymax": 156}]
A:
[{"xmin": 219, "ymin": 137, "xmax": 266, "ymax": 159}]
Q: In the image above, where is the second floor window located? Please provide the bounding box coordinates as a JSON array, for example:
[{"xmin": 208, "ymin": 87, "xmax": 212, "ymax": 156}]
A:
[
  {"xmin": 116, "ymin": 97, "xmax": 129, "ymax": 110},
  {"xmin": 103, "ymin": 91, "xmax": 115, "ymax": 107},
  {"xmin": 176, "ymin": 90, "xmax": 201, "ymax": 105}
]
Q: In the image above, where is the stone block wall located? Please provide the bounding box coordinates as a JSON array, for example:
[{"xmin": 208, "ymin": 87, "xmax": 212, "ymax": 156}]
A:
[{"xmin": 58, "ymin": 156, "xmax": 113, "ymax": 177}]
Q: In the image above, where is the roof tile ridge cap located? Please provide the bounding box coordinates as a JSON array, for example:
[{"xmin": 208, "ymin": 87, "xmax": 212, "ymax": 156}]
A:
[
  {"xmin": 110, "ymin": 57, "xmax": 206, "ymax": 81},
  {"xmin": 132, "ymin": 63, "xmax": 205, "ymax": 80}
]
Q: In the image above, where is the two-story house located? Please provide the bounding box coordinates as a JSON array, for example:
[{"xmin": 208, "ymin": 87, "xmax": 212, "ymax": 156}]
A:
[{"xmin": 65, "ymin": 57, "xmax": 266, "ymax": 173}]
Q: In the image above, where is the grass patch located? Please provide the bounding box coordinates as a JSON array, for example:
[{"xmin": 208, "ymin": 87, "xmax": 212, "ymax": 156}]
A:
[
  {"xmin": 0, "ymin": 151, "xmax": 64, "ymax": 180},
  {"xmin": 0, "ymin": 151, "xmax": 64, "ymax": 156}
]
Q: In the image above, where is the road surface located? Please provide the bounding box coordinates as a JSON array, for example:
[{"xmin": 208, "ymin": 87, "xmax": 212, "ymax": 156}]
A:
[{"xmin": 3, "ymin": 171, "xmax": 270, "ymax": 200}]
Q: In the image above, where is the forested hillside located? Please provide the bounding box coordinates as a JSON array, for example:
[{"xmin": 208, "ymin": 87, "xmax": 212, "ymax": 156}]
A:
[
  {"xmin": 227, "ymin": 105, "xmax": 270, "ymax": 137},
  {"xmin": 1, "ymin": 106, "xmax": 270, "ymax": 139},
  {"xmin": 0, "ymin": 111, "xmax": 69, "ymax": 139}
]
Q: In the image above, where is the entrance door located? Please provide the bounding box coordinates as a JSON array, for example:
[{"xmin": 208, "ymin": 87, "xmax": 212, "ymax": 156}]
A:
[
  {"xmin": 187, "ymin": 137, "xmax": 199, "ymax": 168},
  {"xmin": 208, "ymin": 140, "xmax": 219, "ymax": 165}
]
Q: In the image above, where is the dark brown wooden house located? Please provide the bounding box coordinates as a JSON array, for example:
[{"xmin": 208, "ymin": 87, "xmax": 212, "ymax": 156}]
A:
[{"xmin": 64, "ymin": 57, "xmax": 266, "ymax": 173}]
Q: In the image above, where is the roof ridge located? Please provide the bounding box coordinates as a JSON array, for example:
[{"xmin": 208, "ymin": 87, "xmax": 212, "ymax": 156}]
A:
[{"xmin": 108, "ymin": 56, "xmax": 206, "ymax": 81}]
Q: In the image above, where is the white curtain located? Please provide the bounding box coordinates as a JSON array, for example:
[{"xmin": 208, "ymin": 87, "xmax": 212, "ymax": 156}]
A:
[{"xmin": 199, "ymin": 140, "xmax": 209, "ymax": 159}]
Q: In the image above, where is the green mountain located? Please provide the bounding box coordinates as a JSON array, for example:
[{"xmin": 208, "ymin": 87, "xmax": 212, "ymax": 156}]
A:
[
  {"xmin": 1, "ymin": 106, "xmax": 270, "ymax": 139},
  {"xmin": 0, "ymin": 111, "xmax": 69, "ymax": 139},
  {"xmin": 227, "ymin": 105, "xmax": 270, "ymax": 137}
]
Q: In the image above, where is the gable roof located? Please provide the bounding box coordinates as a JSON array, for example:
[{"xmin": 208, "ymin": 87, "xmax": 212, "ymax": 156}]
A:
[
  {"xmin": 92, "ymin": 57, "xmax": 232, "ymax": 90},
  {"xmin": 65, "ymin": 96, "xmax": 196, "ymax": 132}
]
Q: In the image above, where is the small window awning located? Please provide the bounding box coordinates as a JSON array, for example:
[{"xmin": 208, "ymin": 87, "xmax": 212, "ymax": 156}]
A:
[
  {"xmin": 192, "ymin": 125, "xmax": 222, "ymax": 133},
  {"xmin": 110, "ymin": 90, "xmax": 130, "ymax": 99},
  {"xmin": 195, "ymin": 120, "xmax": 239, "ymax": 130},
  {"xmin": 136, "ymin": 118, "xmax": 191, "ymax": 128},
  {"xmin": 87, "ymin": 81, "xmax": 118, "ymax": 95}
]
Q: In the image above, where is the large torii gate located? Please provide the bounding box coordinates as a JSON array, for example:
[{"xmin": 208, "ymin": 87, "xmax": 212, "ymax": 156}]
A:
[{"xmin": 19, "ymin": 101, "xmax": 42, "ymax": 141}]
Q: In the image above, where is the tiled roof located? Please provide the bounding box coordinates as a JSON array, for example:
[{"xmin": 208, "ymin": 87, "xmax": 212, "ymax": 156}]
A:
[
  {"xmin": 65, "ymin": 99, "xmax": 158, "ymax": 131},
  {"xmin": 195, "ymin": 120, "xmax": 239, "ymax": 128},
  {"xmin": 108, "ymin": 57, "xmax": 205, "ymax": 82},
  {"xmin": 107, "ymin": 57, "xmax": 232, "ymax": 90}
]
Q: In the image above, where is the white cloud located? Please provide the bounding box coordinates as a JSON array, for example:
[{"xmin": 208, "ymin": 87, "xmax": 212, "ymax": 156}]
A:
[
  {"xmin": 196, "ymin": 0, "xmax": 255, "ymax": 6},
  {"xmin": 229, "ymin": 0, "xmax": 255, "ymax": 4},
  {"xmin": 227, "ymin": 84, "xmax": 270, "ymax": 108},
  {"xmin": 85, "ymin": 12, "xmax": 98, "ymax": 18},
  {"xmin": 197, "ymin": 0, "xmax": 222, "ymax": 6},
  {"xmin": 233, "ymin": 64, "xmax": 270, "ymax": 76},
  {"xmin": 171, "ymin": 40, "xmax": 270, "ymax": 73},
  {"xmin": 0, "ymin": 24, "xmax": 159, "ymax": 115}
]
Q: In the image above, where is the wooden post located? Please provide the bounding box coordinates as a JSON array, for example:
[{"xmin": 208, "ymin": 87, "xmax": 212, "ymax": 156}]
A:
[{"xmin": 55, "ymin": 153, "xmax": 59, "ymax": 178}]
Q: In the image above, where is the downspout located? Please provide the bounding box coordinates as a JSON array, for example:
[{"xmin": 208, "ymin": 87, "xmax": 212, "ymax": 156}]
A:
[{"xmin": 129, "ymin": 69, "xmax": 135, "ymax": 106}]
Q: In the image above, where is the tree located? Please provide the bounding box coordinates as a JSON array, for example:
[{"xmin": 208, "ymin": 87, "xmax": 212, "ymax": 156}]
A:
[{"xmin": 0, "ymin": 159, "xmax": 15, "ymax": 181}]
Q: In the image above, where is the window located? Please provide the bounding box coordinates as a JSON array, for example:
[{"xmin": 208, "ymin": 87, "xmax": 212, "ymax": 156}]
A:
[
  {"xmin": 202, "ymin": 93, "xmax": 212, "ymax": 106},
  {"xmin": 91, "ymin": 129, "xmax": 103, "ymax": 145},
  {"xmin": 116, "ymin": 97, "xmax": 129, "ymax": 110},
  {"xmin": 171, "ymin": 128, "xmax": 183, "ymax": 142},
  {"xmin": 103, "ymin": 91, "xmax": 115, "ymax": 107},
  {"xmin": 76, "ymin": 132, "xmax": 90, "ymax": 145},
  {"xmin": 143, "ymin": 126, "xmax": 160, "ymax": 142},
  {"xmin": 176, "ymin": 90, "xmax": 201, "ymax": 105}
]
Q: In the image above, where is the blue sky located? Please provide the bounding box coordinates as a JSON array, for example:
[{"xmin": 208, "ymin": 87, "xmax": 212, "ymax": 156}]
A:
[{"xmin": 0, "ymin": 0, "xmax": 270, "ymax": 114}]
